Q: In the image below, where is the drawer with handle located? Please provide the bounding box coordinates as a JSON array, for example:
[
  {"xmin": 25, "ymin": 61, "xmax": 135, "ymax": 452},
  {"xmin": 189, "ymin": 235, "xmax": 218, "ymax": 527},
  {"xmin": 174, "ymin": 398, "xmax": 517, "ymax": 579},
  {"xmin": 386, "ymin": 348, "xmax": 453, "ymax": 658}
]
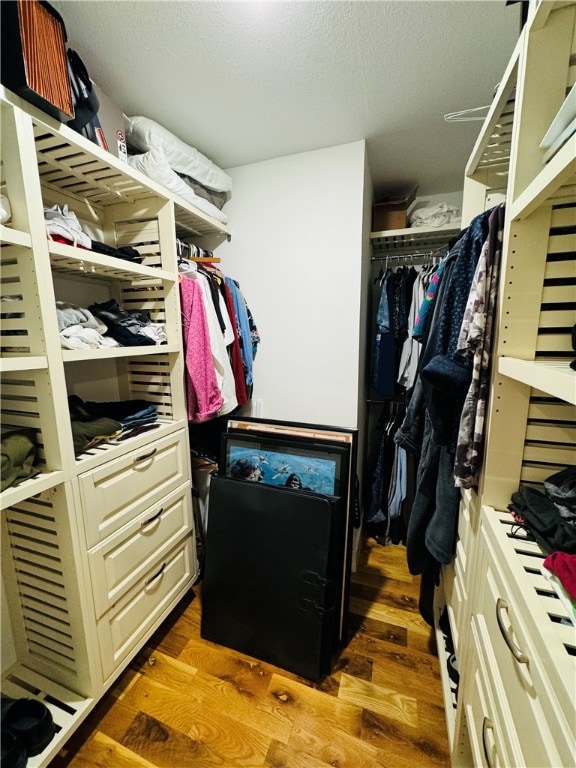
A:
[
  {"xmin": 476, "ymin": 524, "xmax": 572, "ymax": 767},
  {"xmin": 88, "ymin": 484, "xmax": 193, "ymax": 619},
  {"xmin": 79, "ymin": 429, "xmax": 188, "ymax": 547},
  {"xmin": 465, "ymin": 619, "xmax": 522, "ymax": 768},
  {"xmin": 97, "ymin": 537, "xmax": 194, "ymax": 681}
]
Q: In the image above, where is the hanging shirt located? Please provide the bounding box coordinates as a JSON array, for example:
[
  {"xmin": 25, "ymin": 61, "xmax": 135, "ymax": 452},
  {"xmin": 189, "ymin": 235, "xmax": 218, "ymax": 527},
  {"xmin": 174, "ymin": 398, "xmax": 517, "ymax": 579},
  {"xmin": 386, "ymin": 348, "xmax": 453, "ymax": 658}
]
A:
[
  {"xmin": 225, "ymin": 277, "xmax": 254, "ymax": 387},
  {"xmin": 179, "ymin": 276, "xmax": 224, "ymax": 422},
  {"xmin": 454, "ymin": 204, "xmax": 505, "ymax": 488},
  {"xmin": 195, "ymin": 272, "xmax": 238, "ymax": 416},
  {"xmin": 398, "ymin": 269, "xmax": 425, "ymax": 389}
]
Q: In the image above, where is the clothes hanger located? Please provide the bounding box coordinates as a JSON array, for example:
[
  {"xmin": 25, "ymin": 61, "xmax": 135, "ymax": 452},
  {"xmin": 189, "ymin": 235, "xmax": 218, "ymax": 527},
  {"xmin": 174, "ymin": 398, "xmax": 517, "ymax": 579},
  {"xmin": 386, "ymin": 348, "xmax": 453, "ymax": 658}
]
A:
[{"xmin": 444, "ymin": 105, "xmax": 490, "ymax": 122}]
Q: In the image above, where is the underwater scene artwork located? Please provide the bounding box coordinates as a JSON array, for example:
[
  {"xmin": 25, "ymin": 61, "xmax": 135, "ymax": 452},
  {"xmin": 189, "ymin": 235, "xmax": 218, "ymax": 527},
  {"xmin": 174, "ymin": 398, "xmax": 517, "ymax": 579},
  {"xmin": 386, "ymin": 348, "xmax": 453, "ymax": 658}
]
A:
[{"xmin": 227, "ymin": 443, "xmax": 339, "ymax": 495}]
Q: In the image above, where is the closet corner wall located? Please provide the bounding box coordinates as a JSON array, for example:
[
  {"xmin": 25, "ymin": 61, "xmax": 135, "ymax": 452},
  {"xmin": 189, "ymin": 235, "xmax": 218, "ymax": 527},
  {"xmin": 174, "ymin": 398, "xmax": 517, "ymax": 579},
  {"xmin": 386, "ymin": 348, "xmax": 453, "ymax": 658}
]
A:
[
  {"xmin": 0, "ymin": 83, "xmax": 230, "ymax": 766},
  {"xmin": 440, "ymin": 2, "xmax": 576, "ymax": 765}
]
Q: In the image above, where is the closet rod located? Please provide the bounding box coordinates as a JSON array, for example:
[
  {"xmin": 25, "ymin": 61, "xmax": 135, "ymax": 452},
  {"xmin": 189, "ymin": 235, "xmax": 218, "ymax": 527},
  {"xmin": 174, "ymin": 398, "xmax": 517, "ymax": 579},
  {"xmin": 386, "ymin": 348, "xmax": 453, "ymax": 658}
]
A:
[{"xmin": 371, "ymin": 245, "xmax": 448, "ymax": 264}]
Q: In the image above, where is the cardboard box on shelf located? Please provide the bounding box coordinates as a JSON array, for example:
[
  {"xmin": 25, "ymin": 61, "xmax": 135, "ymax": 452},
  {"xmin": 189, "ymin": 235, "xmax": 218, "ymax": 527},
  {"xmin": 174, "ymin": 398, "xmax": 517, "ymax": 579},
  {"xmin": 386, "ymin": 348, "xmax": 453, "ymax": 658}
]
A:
[
  {"xmin": 372, "ymin": 187, "xmax": 418, "ymax": 232},
  {"xmin": 93, "ymin": 84, "xmax": 128, "ymax": 162}
]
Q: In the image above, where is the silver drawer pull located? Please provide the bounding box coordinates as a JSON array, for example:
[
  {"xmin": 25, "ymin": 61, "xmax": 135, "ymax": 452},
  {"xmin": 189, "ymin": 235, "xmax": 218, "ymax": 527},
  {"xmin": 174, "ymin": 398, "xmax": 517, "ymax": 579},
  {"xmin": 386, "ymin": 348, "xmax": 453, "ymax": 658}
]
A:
[
  {"xmin": 145, "ymin": 562, "xmax": 166, "ymax": 586},
  {"xmin": 496, "ymin": 597, "xmax": 529, "ymax": 665},
  {"xmin": 141, "ymin": 508, "xmax": 163, "ymax": 528},
  {"xmin": 482, "ymin": 717, "xmax": 494, "ymax": 768},
  {"xmin": 135, "ymin": 447, "xmax": 157, "ymax": 463}
]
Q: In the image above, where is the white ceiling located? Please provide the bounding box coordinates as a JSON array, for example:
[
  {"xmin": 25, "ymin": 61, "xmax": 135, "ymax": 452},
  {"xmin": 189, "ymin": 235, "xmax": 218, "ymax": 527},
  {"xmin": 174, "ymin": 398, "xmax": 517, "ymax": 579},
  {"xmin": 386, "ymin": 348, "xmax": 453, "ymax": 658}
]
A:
[{"xmin": 52, "ymin": 0, "xmax": 520, "ymax": 199}]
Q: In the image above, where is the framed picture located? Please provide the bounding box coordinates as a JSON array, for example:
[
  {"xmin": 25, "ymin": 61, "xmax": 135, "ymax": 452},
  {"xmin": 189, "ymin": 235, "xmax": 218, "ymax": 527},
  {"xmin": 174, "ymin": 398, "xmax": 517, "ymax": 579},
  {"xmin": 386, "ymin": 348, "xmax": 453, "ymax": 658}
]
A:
[
  {"xmin": 226, "ymin": 416, "xmax": 355, "ymax": 450},
  {"xmin": 221, "ymin": 431, "xmax": 348, "ymax": 497}
]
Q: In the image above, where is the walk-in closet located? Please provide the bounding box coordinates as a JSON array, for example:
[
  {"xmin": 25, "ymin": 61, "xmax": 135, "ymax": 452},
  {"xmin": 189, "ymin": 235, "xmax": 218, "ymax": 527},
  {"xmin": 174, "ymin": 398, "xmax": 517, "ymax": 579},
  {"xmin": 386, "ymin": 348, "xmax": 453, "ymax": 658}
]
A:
[{"xmin": 1, "ymin": 1, "xmax": 575, "ymax": 766}]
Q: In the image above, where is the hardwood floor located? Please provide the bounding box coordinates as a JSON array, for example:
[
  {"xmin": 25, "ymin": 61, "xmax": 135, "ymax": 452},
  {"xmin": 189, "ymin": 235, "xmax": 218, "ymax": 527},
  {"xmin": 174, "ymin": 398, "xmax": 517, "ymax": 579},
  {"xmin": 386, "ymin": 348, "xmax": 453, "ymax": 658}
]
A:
[{"xmin": 50, "ymin": 538, "xmax": 451, "ymax": 767}]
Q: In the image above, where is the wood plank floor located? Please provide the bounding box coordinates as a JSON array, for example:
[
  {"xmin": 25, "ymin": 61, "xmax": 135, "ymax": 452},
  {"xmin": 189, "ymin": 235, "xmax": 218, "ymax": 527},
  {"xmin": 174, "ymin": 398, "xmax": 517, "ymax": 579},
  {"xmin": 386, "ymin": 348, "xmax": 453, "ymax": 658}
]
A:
[{"xmin": 50, "ymin": 538, "xmax": 451, "ymax": 767}]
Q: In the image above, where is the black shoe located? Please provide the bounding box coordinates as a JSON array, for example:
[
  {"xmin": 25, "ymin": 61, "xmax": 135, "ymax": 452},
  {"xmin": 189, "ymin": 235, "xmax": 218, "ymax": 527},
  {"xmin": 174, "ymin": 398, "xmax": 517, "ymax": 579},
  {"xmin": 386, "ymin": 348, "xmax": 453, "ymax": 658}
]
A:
[
  {"xmin": 2, "ymin": 698, "xmax": 55, "ymax": 757},
  {"xmin": 1, "ymin": 728, "xmax": 27, "ymax": 768}
]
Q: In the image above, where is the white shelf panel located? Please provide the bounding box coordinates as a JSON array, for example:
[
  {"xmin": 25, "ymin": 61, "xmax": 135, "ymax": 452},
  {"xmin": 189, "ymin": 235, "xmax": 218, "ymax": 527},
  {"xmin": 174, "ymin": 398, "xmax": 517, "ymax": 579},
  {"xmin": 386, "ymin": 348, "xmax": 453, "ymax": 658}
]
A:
[
  {"xmin": 510, "ymin": 137, "xmax": 576, "ymax": 220},
  {"xmin": 498, "ymin": 358, "xmax": 576, "ymax": 405},
  {"xmin": 0, "ymin": 224, "xmax": 31, "ymax": 248},
  {"xmin": 73, "ymin": 418, "xmax": 185, "ymax": 474},
  {"xmin": 62, "ymin": 343, "xmax": 179, "ymax": 362},
  {"xmin": 0, "ymin": 470, "xmax": 65, "ymax": 511},
  {"xmin": 0, "ymin": 356, "xmax": 48, "ymax": 373},
  {"xmin": 48, "ymin": 241, "xmax": 174, "ymax": 283},
  {"xmin": 0, "ymin": 90, "xmax": 229, "ymax": 244},
  {"xmin": 370, "ymin": 224, "xmax": 460, "ymax": 254},
  {"xmin": 1, "ymin": 663, "xmax": 95, "ymax": 768},
  {"xmin": 465, "ymin": 34, "xmax": 521, "ymax": 178},
  {"xmin": 174, "ymin": 200, "xmax": 230, "ymax": 241},
  {"xmin": 529, "ymin": 0, "xmax": 571, "ymax": 30}
]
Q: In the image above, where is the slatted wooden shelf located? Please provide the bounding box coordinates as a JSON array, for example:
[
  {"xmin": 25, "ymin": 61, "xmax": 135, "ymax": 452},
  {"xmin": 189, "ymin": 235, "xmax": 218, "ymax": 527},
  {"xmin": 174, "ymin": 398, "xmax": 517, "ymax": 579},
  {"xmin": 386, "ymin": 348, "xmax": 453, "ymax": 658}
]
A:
[
  {"xmin": 48, "ymin": 240, "xmax": 175, "ymax": 283},
  {"xmin": 498, "ymin": 358, "xmax": 576, "ymax": 405},
  {"xmin": 0, "ymin": 225, "xmax": 32, "ymax": 248},
  {"xmin": 370, "ymin": 223, "xmax": 461, "ymax": 254}
]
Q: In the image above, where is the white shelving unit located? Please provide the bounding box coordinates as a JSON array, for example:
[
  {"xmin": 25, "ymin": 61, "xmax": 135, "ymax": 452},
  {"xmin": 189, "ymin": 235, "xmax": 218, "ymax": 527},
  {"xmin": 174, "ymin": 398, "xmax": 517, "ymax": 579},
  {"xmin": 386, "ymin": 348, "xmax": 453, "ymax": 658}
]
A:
[
  {"xmin": 442, "ymin": 2, "xmax": 576, "ymax": 765},
  {"xmin": 0, "ymin": 83, "xmax": 229, "ymax": 765},
  {"xmin": 370, "ymin": 223, "xmax": 461, "ymax": 255}
]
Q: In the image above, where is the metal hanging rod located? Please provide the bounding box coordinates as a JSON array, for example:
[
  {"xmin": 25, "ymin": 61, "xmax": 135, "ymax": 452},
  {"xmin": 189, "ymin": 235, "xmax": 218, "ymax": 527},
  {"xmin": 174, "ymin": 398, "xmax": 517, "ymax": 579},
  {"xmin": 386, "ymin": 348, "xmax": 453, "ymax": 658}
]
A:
[{"xmin": 371, "ymin": 247, "xmax": 446, "ymax": 264}]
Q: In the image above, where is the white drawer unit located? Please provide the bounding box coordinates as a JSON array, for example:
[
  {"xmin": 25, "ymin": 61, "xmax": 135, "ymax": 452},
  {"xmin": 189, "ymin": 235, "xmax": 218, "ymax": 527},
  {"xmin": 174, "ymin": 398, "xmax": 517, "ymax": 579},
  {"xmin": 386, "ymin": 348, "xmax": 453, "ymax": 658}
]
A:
[
  {"xmin": 476, "ymin": 508, "xmax": 576, "ymax": 768},
  {"xmin": 465, "ymin": 619, "xmax": 523, "ymax": 768},
  {"xmin": 79, "ymin": 429, "xmax": 188, "ymax": 547},
  {"xmin": 97, "ymin": 537, "xmax": 194, "ymax": 681},
  {"xmin": 88, "ymin": 484, "xmax": 193, "ymax": 619}
]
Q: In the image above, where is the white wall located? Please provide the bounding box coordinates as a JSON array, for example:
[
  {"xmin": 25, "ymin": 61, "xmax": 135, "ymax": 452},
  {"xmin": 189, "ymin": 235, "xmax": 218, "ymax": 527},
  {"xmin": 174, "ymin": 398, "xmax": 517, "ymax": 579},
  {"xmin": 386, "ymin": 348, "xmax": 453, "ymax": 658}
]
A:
[{"xmin": 218, "ymin": 141, "xmax": 368, "ymax": 430}]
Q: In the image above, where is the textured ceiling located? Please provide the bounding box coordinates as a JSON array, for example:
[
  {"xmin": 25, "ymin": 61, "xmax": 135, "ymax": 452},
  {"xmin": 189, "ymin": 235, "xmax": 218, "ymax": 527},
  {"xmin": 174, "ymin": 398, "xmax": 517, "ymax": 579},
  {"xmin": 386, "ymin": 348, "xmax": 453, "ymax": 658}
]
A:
[{"xmin": 52, "ymin": 0, "xmax": 520, "ymax": 198}]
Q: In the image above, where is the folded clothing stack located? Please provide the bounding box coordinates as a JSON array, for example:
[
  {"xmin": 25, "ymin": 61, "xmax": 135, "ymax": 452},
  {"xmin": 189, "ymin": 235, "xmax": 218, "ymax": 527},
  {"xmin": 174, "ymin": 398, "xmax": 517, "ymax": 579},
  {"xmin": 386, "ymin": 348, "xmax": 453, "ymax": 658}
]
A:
[
  {"xmin": 89, "ymin": 299, "xmax": 167, "ymax": 346},
  {"xmin": 56, "ymin": 299, "xmax": 167, "ymax": 350},
  {"xmin": 508, "ymin": 466, "xmax": 576, "ymax": 554},
  {"xmin": 68, "ymin": 395, "xmax": 159, "ymax": 454},
  {"xmin": 56, "ymin": 301, "xmax": 119, "ymax": 351},
  {"xmin": 44, "ymin": 205, "xmax": 142, "ymax": 262},
  {"xmin": 1, "ymin": 428, "xmax": 39, "ymax": 491}
]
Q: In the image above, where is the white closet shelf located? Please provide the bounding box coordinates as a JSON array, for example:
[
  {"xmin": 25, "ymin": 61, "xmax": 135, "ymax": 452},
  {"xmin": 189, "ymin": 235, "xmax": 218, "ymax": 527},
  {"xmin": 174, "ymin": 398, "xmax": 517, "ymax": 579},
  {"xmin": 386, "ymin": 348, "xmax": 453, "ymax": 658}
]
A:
[
  {"xmin": 174, "ymin": 200, "xmax": 231, "ymax": 241},
  {"xmin": 498, "ymin": 357, "xmax": 576, "ymax": 404},
  {"xmin": 510, "ymin": 138, "xmax": 576, "ymax": 220},
  {"xmin": 48, "ymin": 241, "xmax": 175, "ymax": 283},
  {"xmin": 0, "ymin": 357, "xmax": 48, "ymax": 373},
  {"xmin": 73, "ymin": 418, "xmax": 186, "ymax": 474},
  {"xmin": 465, "ymin": 34, "xmax": 520, "ymax": 179},
  {"xmin": 370, "ymin": 224, "xmax": 461, "ymax": 254},
  {"xmin": 0, "ymin": 470, "xmax": 65, "ymax": 512},
  {"xmin": 0, "ymin": 88, "xmax": 229, "ymax": 242},
  {"xmin": 1, "ymin": 663, "xmax": 94, "ymax": 768},
  {"xmin": 61, "ymin": 344, "xmax": 180, "ymax": 362},
  {"xmin": 0, "ymin": 225, "xmax": 31, "ymax": 248}
]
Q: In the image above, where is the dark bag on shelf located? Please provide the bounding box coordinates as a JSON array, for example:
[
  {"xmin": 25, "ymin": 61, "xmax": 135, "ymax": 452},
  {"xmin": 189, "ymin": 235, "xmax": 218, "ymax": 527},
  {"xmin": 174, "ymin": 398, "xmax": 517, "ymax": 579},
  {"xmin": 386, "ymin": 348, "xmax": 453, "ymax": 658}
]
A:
[
  {"xmin": 0, "ymin": 0, "xmax": 74, "ymax": 121},
  {"xmin": 66, "ymin": 48, "xmax": 101, "ymax": 144}
]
